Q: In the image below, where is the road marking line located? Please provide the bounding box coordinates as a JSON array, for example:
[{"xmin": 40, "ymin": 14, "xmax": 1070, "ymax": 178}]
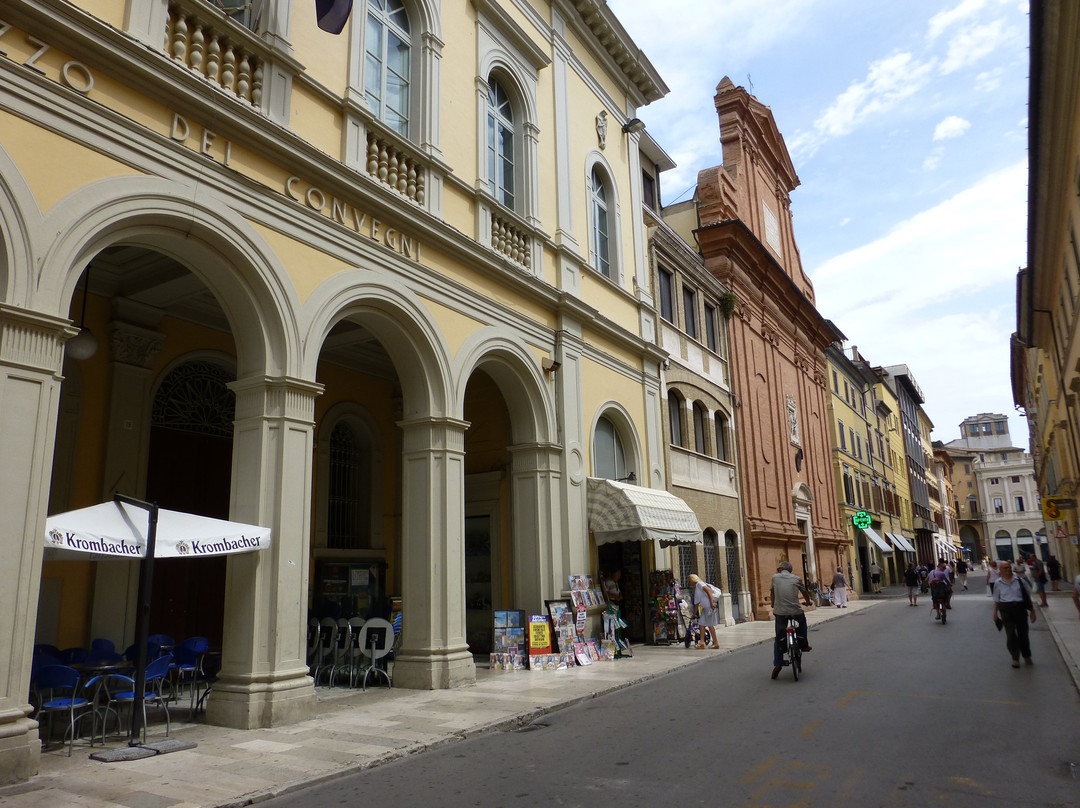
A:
[{"xmin": 798, "ymin": 718, "xmax": 824, "ymax": 738}]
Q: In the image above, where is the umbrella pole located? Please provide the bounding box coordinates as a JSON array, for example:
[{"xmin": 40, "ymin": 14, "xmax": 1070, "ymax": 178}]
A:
[{"xmin": 115, "ymin": 494, "xmax": 158, "ymax": 747}]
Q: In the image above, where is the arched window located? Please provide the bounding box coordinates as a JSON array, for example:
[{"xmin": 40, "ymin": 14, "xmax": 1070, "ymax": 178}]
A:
[
  {"xmin": 487, "ymin": 78, "xmax": 516, "ymax": 209},
  {"xmin": 693, "ymin": 402, "xmax": 707, "ymax": 454},
  {"xmin": 364, "ymin": 0, "xmax": 412, "ymax": 136},
  {"xmin": 668, "ymin": 391, "xmax": 683, "ymax": 447},
  {"xmin": 328, "ymin": 421, "xmax": 371, "ymax": 549},
  {"xmin": 590, "ymin": 167, "xmax": 611, "ymax": 278},
  {"xmin": 715, "ymin": 412, "xmax": 729, "ymax": 462},
  {"xmin": 593, "ymin": 415, "xmax": 627, "ymax": 480}
]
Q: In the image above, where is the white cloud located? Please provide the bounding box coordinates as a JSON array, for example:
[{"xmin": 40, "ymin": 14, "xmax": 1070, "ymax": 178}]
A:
[
  {"xmin": 809, "ymin": 162, "xmax": 1026, "ymax": 438},
  {"xmin": 923, "ymin": 146, "xmax": 945, "ymax": 170},
  {"xmin": 975, "ymin": 67, "xmax": 1004, "ymax": 92},
  {"xmin": 839, "ymin": 217, "xmax": 851, "ymax": 227},
  {"xmin": 933, "ymin": 115, "xmax": 971, "ymax": 140},
  {"xmin": 941, "ymin": 19, "xmax": 1009, "ymax": 73},
  {"xmin": 792, "ymin": 52, "xmax": 936, "ymax": 157},
  {"xmin": 927, "ymin": 0, "xmax": 989, "ymax": 41}
]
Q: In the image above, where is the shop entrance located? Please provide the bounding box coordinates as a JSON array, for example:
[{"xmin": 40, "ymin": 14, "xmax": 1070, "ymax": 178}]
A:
[{"xmin": 597, "ymin": 541, "xmax": 645, "ymax": 644}]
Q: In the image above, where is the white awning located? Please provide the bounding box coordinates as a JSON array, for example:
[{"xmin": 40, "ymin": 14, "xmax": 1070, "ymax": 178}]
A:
[
  {"xmin": 888, "ymin": 532, "xmax": 917, "ymax": 553},
  {"xmin": 587, "ymin": 477, "xmax": 702, "ymax": 545},
  {"xmin": 862, "ymin": 527, "xmax": 892, "ymax": 552}
]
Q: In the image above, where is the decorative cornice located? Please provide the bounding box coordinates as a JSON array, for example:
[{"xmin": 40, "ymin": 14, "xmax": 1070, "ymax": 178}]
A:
[{"xmin": 0, "ymin": 304, "xmax": 75, "ymax": 377}]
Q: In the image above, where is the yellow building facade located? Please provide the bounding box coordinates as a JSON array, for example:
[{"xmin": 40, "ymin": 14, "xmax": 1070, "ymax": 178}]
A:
[{"xmin": 0, "ymin": 0, "xmax": 681, "ymax": 781}]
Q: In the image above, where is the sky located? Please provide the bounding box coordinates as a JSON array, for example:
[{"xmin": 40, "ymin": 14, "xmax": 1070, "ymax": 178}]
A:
[{"xmin": 606, "ymin": 0, "xmax": 1030, "ymax": 446}]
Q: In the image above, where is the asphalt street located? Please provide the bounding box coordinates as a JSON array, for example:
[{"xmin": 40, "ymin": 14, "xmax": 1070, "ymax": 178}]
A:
[{"xmin": 259, "ymin": 584, "xmax": 1080, "ymax": 808}]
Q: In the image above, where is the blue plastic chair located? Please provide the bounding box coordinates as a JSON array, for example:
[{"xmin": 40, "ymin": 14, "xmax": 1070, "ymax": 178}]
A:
[
  {"xmin": 109, "ymin": 654, "xmax": 173, "ymax": 744},
  {"xmin": 173, "ymin": 637, "xmax": 210, "ymax": 713},
  {"xmin": 58, "ymin": 647, "xmax": 88, "ymax": 666},
  {"xmin": 90, "ymin": 638, "xmax": 116, "ymax": 656},
  {"xmin": 33, "ymin": 665, "xmax": 90, "ymax": 756}
]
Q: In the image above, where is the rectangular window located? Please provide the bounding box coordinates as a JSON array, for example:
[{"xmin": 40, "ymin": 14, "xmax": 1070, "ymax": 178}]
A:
[
  {"xmin": 982, "ymin": 424, "xmax": 992, "ymax": 434},
  {"xmin": 839, "ymin": 420, "xmax": 846, "ymax": 451},
  {"xmin": 995, "ymin": 421, "xmax": 1007, "ymax": 434},
  {"xmin": 1010, "ymin": 475, "xmax": 1020, "ymax": 483},
  {"xmin": 1000, "ymin": 452, "xmax": 1008, "ymax": 461},
  {"xmin": 704, "ymin": 303, "xmax": 718, "ymax": 352},
  {"xmin": 683, "ymin": 287, "xmax": 697, "ymax": 338},
  {"xmin": 642, "ymin": 169, "xmax": 656, "ymax": 211},
  {"xmin": 850, "ymin": 428, "xmax": 857, "ymax": 455},
  {"xmin": 844, "ymin": 380, "xmax": 850, "ymax": 401},
  {"xmin": 855, "ymin": 434, "xmax": 862, "ymax": 459},
  {"xmin": 994, "ymin": 497, "xmax": 1004, "ymax": 514},
  {"xmin": 658, "ymin": 268, "xmax": 674, "ymax": 323},
  {"xmin": 1014, "ymin": 496, "xmax": 1025, "ymax": 512},
  {"xmin": 832, "ymin": 370, "xmax": 838, "ymax": 392},
  {"xmin": 989, "ymin": 477, "xmax": 1000, "ymax": 485},
  {"xmin": 969, "ymin": 424, "xmax": 979, "ymax": 436}
]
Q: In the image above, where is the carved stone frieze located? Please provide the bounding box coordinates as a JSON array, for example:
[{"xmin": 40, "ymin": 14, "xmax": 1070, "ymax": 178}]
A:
[{"xmin": 110, "ymin": 325, "xmax": 165, "ymax": 368}]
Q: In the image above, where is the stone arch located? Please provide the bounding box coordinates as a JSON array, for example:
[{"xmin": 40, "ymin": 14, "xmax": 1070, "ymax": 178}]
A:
[
  {"xmin": 0, "ymin": 144, "xmax": 43, "ymax": 307},
  {"xmin": 453, "ymin": 329, "xmax": 555, "ymax": 444},
  {"xmin": 33, "ymin": 176, "xmax": 300, "ymax": 377},
  {"xmin": 300, "ymin": 269, "xmax": 452, "ymax": 418},
  {"xmin": 792, "ymin": 481, "xmax": 814, "ymax": 506}
]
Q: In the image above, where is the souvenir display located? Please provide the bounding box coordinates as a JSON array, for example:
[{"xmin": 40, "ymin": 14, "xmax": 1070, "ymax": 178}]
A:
[{"xmin": 649, "ymin": 570, "xmax": 682, "ymax": 645}]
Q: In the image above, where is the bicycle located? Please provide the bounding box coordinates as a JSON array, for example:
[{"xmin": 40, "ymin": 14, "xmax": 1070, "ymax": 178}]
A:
[
  {"xmin": 781, "ymin": 615, "xmax": 803, "ymax": 680},
  {"xmin": 812, "ymin": 585, "xmax": 834, "ymax": 607}
]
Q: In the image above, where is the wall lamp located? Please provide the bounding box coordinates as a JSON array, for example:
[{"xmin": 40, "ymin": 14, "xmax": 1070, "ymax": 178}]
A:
[
  {"xmin": 542, "ymin": 357, "xmax": 561, "ymax": 374},
  {"xmin": 622, "ymin": 118, "xmax": 646, "ymax": 134},
  {"xmin": 66, "ymin": 268, "xmax": 98, "ymax": 360}
]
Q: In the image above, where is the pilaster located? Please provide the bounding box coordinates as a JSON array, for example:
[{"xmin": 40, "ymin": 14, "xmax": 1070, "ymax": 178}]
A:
[
  {"xmin": 204, "ymin": 374, "xmax": 322, "ymax": 728},
  {"xmin": 0, "ymin": 305, "xmax": 73, "ymax": 783},
  {"xmin": 392, "ymin": 416, "xmax": 476, "ymax": 689}
]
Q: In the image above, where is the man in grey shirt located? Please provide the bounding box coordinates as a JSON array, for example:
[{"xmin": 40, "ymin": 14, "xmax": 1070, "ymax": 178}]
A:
[{"xmin": 770, "ymin": 561, "xmax": 812, "ymax": 679}]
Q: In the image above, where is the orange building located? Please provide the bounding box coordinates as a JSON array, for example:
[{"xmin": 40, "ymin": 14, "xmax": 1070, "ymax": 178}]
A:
[{"xmin": 692, "ymin": 79, "xmax": 844, "ymax": 616}]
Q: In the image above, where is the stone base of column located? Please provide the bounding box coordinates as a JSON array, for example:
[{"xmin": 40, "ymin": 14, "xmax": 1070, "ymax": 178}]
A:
[
  {"xmin": 392, "ymin": 647, "xmax": 476, "ymax": 689},
  {"xmin": 0, "ymin": 717, "xmax": 41, "ymax": 784},
  {"xmin": 204, "ymin": 668, "xmax": 316, "ymax": 729}
]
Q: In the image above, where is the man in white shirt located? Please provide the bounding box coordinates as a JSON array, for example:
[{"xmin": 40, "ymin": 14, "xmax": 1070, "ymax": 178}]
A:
[{"xmin": 992, "ymin": 560, "xmax": 1036, "ymax": 667}]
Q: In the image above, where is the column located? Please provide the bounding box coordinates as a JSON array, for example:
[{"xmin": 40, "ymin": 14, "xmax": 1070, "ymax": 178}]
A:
[
  {"xmin": 0, "ymin": 304, "xmax": 72, "ymax": 783},
  {"xmin": 508, "ymin": 443, "xmax": 563, "ymax": 607},
  {"xmin": 205, "ymin": 374, "xmax": 322, "ymax": 728},
  {"xmin": 392, "ymin": 416, "xmax": 476, "ymax": 689}
]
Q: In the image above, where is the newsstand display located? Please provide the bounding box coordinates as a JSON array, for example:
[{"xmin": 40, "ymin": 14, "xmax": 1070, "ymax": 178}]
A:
[{"xmin": 648, "ymin": 570, "xmax": 682, "ymax": 645}]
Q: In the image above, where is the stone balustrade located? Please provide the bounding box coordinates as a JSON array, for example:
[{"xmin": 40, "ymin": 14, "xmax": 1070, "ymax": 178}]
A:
[
  {"xmin": 490, "ymin": 209, "xmax": 531, "ymax": 269},
  {"xmin": 166, "ymin": 1, "xmax": 265, "ymax": 107},
  {"xmin": 365, "ymin": 132, "xmax": 426, "ymax": 204}
]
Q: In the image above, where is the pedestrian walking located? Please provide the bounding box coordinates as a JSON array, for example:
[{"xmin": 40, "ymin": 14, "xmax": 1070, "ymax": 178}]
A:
[
  {"xmin": 956, "ymin": 558, "xmax": 969, "ymax": 590},
  {"xmin": 987, "ymin": 559, "xmax": 1001, "ymax": 597},
  {"xmin": 1028, "ymin": 554, "xmax": 1048, "ymax": 607},
  {"xmin": 904, "ymin": 561, "xmax": 920, "ymax": 606},
  {"xmin": 1047, "ymin": 555, "xmax": 1061, "ymax": 591},
  {"xmin": 992, "ymin": 560, "xmax": 1036, "ymax": 667},
  {"xmin": 870, "ymin": 560, "xmax": 882, "ymax": 593},
  {"xmin": 831, "ymin": 567, "xmax": 849, "ymax": 608},
  {"xmin": 686, "ymin": 574, "xmax": 723, "ymax": 649}
]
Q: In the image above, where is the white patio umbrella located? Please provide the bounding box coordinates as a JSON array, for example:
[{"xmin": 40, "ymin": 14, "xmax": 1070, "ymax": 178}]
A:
[{"xmin": 43, "ymin": 495, "xmax": 271, "ymax": 743}]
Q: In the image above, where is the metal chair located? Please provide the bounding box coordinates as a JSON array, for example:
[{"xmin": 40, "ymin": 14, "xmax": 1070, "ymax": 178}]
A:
[
  {"xmin": 312, "ymin": 618, "xmax": 337, "ymax": 684},
  {"xmin": 346, "ymin": 616, "xmax": 367, "ymax": 687},
  {"xmin": 328, "ymin": 618, "xmax": 352, "ymax": 688},
  {"xmin": 109, "ymin": 653, "xmax": 173, "ymax": 744},
  {"xmin": 306, "ymin": 617, "xmax": 321, "ymax": 674},
  {"xmin": 32, "ymin": 664, "xmax": 91, "ymax": 756}
]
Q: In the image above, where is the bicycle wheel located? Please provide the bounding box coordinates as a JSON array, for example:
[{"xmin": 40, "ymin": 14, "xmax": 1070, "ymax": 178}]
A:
[
  {"xmin": 940, "ymin": 604, "xmax": 947, "ymax": 625},
  {"xmin": 788, "ymin": 633, "xmax": 800, "ymax": 681}
]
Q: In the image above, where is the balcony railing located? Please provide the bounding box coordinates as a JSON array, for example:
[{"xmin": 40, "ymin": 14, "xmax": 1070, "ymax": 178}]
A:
[
  {"xmin": 166, "ymin": 1, "xmax": 265, "ymax": 107},
  {"xmin": 489, "ymin": 209, "xmax": 532, "ymax": 269},
  {"xmin": 366, "ymin": 132, "xmax": 426, "ymax": 205}
]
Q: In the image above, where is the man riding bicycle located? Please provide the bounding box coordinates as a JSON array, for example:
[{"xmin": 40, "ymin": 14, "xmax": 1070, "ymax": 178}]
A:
[
  {"xmin": 770, "ymin": 561, "xmax": 812, "ymax": 679},
  {"xmin": 927, "ymin": 559, "xmax": 953, "ymax": 620}
]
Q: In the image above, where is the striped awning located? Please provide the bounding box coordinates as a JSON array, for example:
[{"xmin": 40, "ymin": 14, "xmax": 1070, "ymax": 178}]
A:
[
  {"xmin": 887, "ymin": 533, "xmax": 917, "ymax": 553},
  {"xmin": 586, "ymin": 477, "xmax": 702, "ymax": 545}
]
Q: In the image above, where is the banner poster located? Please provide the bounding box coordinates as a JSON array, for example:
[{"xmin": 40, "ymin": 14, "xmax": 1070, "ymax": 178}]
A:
[{"xmin": 529, "ymin": 614, "xmax": 552, "ymax": 655}]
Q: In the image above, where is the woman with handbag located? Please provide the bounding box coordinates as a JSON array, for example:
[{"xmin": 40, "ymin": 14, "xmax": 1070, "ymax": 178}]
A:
[{"xmin": 686, "ymin": 574, "xmax": 723, "ymax": 649}]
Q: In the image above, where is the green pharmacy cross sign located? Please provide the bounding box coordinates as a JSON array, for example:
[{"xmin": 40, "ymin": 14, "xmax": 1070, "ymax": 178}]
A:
[{"xmin": 852, "ymin": 511, "xmax": 872, "ymax": 530}]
